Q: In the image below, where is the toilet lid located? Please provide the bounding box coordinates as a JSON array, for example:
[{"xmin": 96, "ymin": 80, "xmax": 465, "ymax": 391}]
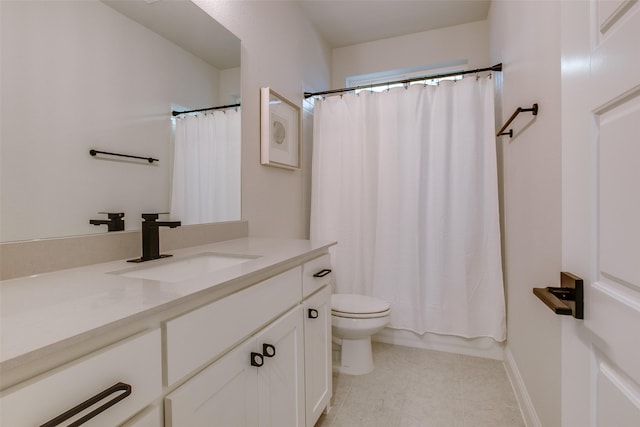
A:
[{"xmin": 331, "ymin": 294, "xmax": 391, "ymax": 315}]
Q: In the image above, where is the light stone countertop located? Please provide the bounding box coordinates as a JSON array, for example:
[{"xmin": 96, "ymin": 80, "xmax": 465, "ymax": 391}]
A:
[{"xmin": 0, "ymin": 237, "xmax": 335, "ymax": 372}]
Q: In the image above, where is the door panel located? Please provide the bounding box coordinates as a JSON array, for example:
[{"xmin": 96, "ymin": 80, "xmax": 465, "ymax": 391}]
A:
[
  {"xmin": 164, "ymin": 339, "xmax": 257, "ymax": 427},
  {"xmin": 595, "ymin": 355, "xmax": 640, "ymax": 427},
  {"xmin": 304, "ymin": 286, "xmax": 332, "ymax": 427},
  {"xmin": 256, "ymin": 307, "xmax": 305, "ymax": 427},
  {"xmin": 597, "ymin": 95, "xmax": 640, "ymax": 283},
  {"xmin": 587, "ymin": 0, "xmax": 640, "ymax": 424},
  {"xmin": 596, "ymin": 0, "xmax": 637, "ymax": 36}
]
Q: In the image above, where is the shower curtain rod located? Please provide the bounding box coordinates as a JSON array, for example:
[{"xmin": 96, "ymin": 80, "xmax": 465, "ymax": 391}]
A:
[
  {"xmin": 304, "ymin": 63, "xmax": 502, "ymax": 99},
  {"xmin": 172, "ymin": 103, "xmax": 240, "ymax": 117}
]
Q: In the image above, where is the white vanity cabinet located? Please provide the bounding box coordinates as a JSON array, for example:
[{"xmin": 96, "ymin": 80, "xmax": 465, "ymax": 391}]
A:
[
  {"xmin": 165, "ymin": 306, "xmax": 304, "ymax": 427},
  {"xmin": 164, "ymin": 256, "xmax": 333, "ymax": 427},
  {"xmin": 163, "ymin": 268, "xmax": 302, "ymax": 387},
  {"xmin": 0, "ymin": 239, "xmax": 335, "ymax": 427},
  {"xmin": 0, "ymin": 329, "xmax": 162, "ymax": 426}
]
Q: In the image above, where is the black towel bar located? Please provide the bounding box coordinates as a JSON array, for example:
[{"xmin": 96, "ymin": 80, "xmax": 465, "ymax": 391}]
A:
[
  {"xmin": 90, "ymin": 149, "xmax": 158, "ymax": 163},
  {"xmin": 497, "ymin": 103, "xmax": 539, "ymax": 137}
]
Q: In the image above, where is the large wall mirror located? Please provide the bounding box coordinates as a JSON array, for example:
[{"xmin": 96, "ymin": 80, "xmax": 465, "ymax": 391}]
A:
[{"xmin": 0, "ymin": 0, "xmax": 241, "ymax": 243}]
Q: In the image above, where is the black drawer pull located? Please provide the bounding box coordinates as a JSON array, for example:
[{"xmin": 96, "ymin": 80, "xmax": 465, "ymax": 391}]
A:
[
  {"xmin": 40, "ymin": 382, "xmax": 131, "ymax": 427},
  {"xmin": 308, "ymin": 308, "xmax": 319, "ymax": 319},
  {"xmin": 250, "ymin": 352, "xmax": 264, "ymax": 367},
  {"xmin": 263, "ymin": 343, "xmax": 276, "ymax": 358},
  {"xmin": 313, "ymin": 269, "xmax": 332, "ymax": 278}
]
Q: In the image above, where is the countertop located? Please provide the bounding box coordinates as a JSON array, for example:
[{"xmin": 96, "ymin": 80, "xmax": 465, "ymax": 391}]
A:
[{"xmin": 0, "ymin": 237, "xmax": 334, "ymax": 372}]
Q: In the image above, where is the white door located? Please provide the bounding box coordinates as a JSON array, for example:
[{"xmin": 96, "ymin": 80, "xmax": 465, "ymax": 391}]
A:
[
  {"xmin": 164, "ymin": 338, "xmax": 258, "ymax": 427},
  {"xmin": 561, "ymin": 1, "xmax": 640, "ymax": 426},
  {"xmin": 256, "ymin": 306, "xmax": 305, "ymax": 427},
  {"xmin": 303, "ymin": 286, "xmax": 332, "ymax": 427}
]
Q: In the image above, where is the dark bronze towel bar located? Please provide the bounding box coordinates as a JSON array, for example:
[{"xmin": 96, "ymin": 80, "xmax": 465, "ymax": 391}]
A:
[
  {"xmin": 90, "ymin": 149, "xmax": 158, "ymax": 163},
  {"xmin": 497, "ymin": 103, "xmax": 539, "ymax": 137}
]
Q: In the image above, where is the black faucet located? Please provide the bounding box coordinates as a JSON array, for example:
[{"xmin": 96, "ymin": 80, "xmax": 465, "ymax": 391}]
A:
[
  {"xmin": 90, "ymin": 212, "xmax": 125, "ymax": 232},
  {"xmin": 128, "ymin": 213, "xmax": 181, "ymax": 263}
]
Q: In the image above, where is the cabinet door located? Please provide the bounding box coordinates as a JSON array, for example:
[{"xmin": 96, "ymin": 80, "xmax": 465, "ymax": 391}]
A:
[
  {"xmin": 303, "ymin": 286, "xmax": 332, "ymax": 427},
  {"xmin": 122, "ymin": 404, "xmax": 163, "ymax": 427},
  {"xmin": 256, "ymin": 306, "xmax": 305, "ymax": 427},
  {"xmin": 165, "ymin": 338, "xmax": 258, "ymax": 427}
]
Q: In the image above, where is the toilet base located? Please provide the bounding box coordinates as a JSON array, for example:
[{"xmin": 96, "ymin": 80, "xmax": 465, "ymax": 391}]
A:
[{"xmin": 337, "ymin": 336, "xmax": 374, "ymax": 375}]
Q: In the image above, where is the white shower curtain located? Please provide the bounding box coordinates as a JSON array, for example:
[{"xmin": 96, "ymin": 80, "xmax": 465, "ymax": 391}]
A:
[
  {"xmin": 170, "ymin": 110, "xmax": 241, "ymax": 225},
  {"xmin": 310, "ymin": 77, "xmax": 505, "ymax": 341}
]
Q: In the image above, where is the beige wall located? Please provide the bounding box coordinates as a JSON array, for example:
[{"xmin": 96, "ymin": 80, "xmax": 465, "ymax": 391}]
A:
[
  {"xmin": 331, "ymin": 20, "xmax": 489, "ymax": 89},
  {"xmin": 489, "ymin": 1, "xmax": 562, "ymax": 426},
  {"xmin": 195, "ymin": 0, "xmax": 331, "ymax": 239}
]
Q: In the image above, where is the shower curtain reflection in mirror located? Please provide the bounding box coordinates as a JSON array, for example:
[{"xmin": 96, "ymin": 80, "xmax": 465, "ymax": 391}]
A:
[
  {"xmin": 310, "ymin": 76, "xmax": 505, "ymax": 341},
  {"xmin": 170, "ymin": 110, "xmax": 241, "ymax": 225}
]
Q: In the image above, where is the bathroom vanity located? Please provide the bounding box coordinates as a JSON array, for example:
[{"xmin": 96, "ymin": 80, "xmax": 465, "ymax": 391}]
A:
[{"xmin": 0, "ymin": 238, "xmax": 334, "ymax": 427}]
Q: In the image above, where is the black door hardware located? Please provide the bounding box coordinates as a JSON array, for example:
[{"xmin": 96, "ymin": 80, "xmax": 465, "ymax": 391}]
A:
[
  {"xmin": 533, "ymin": 272, "xmax": 584, "ymax": 319},
  {"xmin": 308, "ymin": 309, "xmax": 319, "ymax": 319}
]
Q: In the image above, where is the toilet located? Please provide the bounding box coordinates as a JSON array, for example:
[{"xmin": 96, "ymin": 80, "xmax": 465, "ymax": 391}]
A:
[{"xmin": 331, "ymin": 294, "xmax": 391, "ymax": 375}]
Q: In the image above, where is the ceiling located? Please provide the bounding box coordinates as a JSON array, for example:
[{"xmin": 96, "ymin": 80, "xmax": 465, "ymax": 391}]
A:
[
  {"xmin": 297, "ymin": 0, "xmax": 491, "ymax": 48},
  {"xmin": 101, "ymin": 0, "xmax": 241, "ymax": 69}
]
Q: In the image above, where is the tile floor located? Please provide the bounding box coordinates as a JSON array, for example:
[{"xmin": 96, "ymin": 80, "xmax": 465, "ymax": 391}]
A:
[{"xmin": 315, "ymin": 342, "xmax": 525, "ymax": 427}]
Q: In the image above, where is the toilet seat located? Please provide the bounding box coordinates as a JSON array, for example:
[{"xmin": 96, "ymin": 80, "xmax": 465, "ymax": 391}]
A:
[{"xmin": 331, "ymin": 294, "xmax": 391, "ymax": 319}]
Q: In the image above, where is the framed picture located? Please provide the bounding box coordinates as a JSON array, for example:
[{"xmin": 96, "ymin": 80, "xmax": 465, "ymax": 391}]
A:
[{"xmin": 260, "ymin": 87, "xmax": 300, "ymax": 170}]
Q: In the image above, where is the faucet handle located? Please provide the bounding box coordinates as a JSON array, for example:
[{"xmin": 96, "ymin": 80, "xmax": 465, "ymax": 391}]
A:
[
  {"xmin": 99, "ymin": 212, "xmax": 125, "ymax": 219},
  {"xmin": 141, "ymin": 213, "xmax": 169, "ymax": 221}
]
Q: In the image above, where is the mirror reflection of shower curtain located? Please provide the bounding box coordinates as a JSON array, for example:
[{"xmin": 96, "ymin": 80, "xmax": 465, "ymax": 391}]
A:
[
  {"xmin": 310, "ymin": 77, "xmax": 505, "ymax": 341},
  {"xmin": 170, "ymin": 110, "xmax": 241, "ymax": 225}
]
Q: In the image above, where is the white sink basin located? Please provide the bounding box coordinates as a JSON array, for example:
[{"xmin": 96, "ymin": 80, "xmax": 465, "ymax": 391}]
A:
[{"xmin": 112, "ymin": 252, "xmax": 261, "ymax": 283}]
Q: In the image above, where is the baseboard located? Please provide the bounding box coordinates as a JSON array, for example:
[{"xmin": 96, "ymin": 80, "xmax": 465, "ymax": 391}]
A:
[
  {"xmin": 373, "ymin": 327, "xmax": 505, "ymax": 360},
  {"xmin": 503, "ymin": 346, "xmax": 542, "ymax": 427}
]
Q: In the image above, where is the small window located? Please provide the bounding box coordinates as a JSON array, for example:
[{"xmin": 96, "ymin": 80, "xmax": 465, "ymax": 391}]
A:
[{"xmin": 346, "ymin": 59, "xmax": 469, "ymax": 93}]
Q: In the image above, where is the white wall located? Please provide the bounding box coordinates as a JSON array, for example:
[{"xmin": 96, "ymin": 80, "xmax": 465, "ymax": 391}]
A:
[
  {"xmin": 0, "ymin": 0, "xmax": 226, "ymax": 242},
  {"xmin": 489, "ymin": 2, "xmax": 562, "ymax": 426},
  {"xmin": 331, "ymin": 20, "xmax": 489, "ymax": 88},
  {"xmin": 194, "ymin": 0, "xmax": 331, "ymax": 239}
]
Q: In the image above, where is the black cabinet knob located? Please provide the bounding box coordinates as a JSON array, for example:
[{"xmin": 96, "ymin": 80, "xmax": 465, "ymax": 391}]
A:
[
  {"xmin": 250, "ymin": 352, "xmax": 264, "ymax": 367},
  {"xmin": 262, "ymin": 343, "xmax": 276, "ymax": 358}
]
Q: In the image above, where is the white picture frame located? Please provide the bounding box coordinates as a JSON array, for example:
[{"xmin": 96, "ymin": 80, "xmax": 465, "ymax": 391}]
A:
[{"xmin": 260, "ymin": 87, "xmax": 300, "ymax": 170}]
